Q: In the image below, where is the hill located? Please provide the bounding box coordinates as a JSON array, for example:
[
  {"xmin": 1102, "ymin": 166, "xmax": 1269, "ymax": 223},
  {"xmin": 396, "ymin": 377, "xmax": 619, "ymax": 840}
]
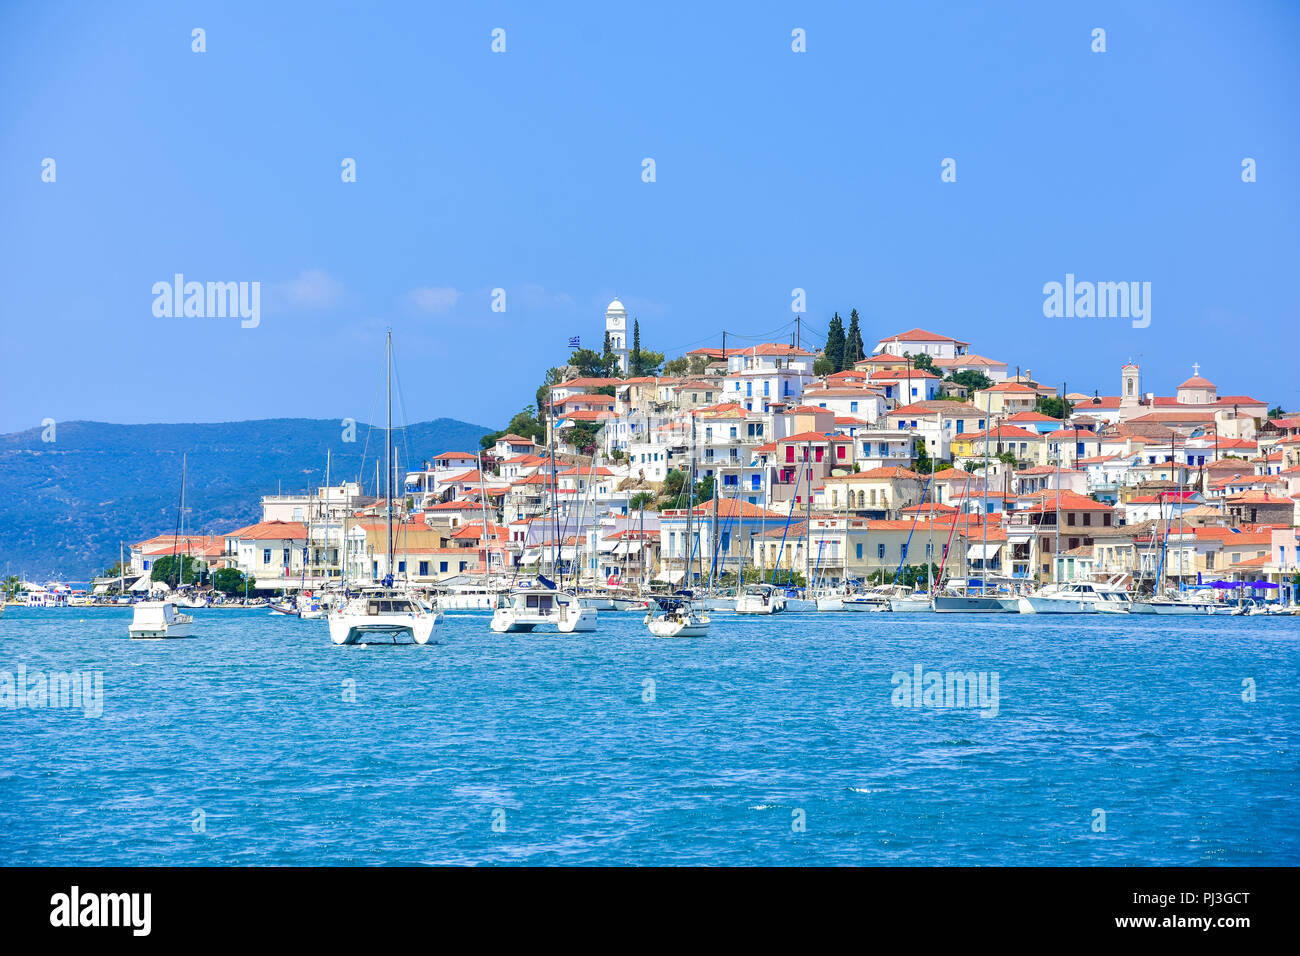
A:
[{"xmin": 0, "ymin": 417, "xmax": 491, "ymax": 580}]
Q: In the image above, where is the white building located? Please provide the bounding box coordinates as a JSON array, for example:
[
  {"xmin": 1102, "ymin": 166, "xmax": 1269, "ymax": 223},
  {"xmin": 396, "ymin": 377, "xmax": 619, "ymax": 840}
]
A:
[{"xmin": 605, "ymin": 298, "xmax": 629, "ymax": 374}]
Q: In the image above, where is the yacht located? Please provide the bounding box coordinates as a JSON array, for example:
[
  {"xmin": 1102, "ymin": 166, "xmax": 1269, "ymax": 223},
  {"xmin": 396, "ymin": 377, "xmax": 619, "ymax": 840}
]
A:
[
  {"xmin": 326, "ymin": 330, "xmax": 438, "ymax": 647},
  {"xmin": 932, "ymin": 581, "xmax": 1020, "ymax": 613},
  {"xmin": 328, "ymin": 588, "xmax": 437, "ymax": 645},
  {"xmin": 812, "ymin": 587, "xmax": 846, "ymax": 612},
  {"xmin": 129, "ymin": 601, "xmax": 194, "ymax": 639},
  {"xmin": 735, "ymin": 583, "xmax": 786, "ymax": 615},
  {"xmin": 490, "ymin": 587, "xmax": 597, "ymax": 633},
  {"xmin": 644, "ymin": 598, "xmax": 710, "ymax": 637},
  {"xmin": 1017, "ymin": 581, "xmax": 1132, "ymax": 614}
]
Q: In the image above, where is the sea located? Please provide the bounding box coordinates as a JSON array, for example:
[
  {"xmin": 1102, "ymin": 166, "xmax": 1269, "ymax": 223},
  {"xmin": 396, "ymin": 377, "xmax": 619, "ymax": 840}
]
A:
[{"xmin": 1, "ymin": 606, "xmax": 1296, "ymax": 865}]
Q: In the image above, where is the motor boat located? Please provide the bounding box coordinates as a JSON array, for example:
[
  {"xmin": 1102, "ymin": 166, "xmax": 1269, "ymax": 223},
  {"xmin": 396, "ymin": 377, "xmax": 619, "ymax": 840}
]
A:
[
  {"xmin": 490, "ymin": 587, "xmax": 597, "ymax": 633},
  {"xmin": 1018, "ymin": 581, "xmax": 1132, "ymax": 614},
  {"xmin": 128, "ymin": 601, "xmax": 194, "ymax": 639},
  {"xmin": 644, "ymin": 598, "xmax": 709, "ymax": 637},
  {"xmin": 328, "ymin": 587, "xmax": 438, "ymax": 645},
  {"xmin": 735, "ymin": 583, "xmax": 786, "ymax": 615},
  {"xmin": 269, "ymin": 599, "xmax": 299, "ymax": 615}
]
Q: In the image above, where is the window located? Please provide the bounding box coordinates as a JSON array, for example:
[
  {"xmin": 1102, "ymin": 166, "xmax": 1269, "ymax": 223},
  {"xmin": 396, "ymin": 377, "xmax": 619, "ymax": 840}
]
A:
[
  {"xmin": 837, "ymin": 445, "xmax": 846, "ymax": 460},
  {"xmin": 850, "ymin": 401, "xmax": 858, "ymax": 413},
  {"xmin": 877, "ymin": 543, "xmax": 886, "ymax": 559},
  {"xmin": 786, "ymin": 446, "xmax": 795, "ymax": 463},
  {"xmin": 856, "ymin": 543, "xmax": 863, "ymax": 559},
  {"xmin": 439, "ymin": 561, "xmax": 448, "ymax": 573},
  {"xmin": 263, "ymin": 549, "xmax": 271, "ymax": 564},
  {"xmin": 397, "ymin": 560, "xmax": 406, "ymax": 573},
  {"xmin": 282, "ymin": 548, "xmax": 290, "ymax": 565}
]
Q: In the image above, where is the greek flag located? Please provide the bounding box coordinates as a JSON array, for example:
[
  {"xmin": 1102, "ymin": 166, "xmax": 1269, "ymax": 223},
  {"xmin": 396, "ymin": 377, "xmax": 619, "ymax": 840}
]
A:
[{"xmin": 568, "ymin": 336, "xmax": 580, "ymax": 348}]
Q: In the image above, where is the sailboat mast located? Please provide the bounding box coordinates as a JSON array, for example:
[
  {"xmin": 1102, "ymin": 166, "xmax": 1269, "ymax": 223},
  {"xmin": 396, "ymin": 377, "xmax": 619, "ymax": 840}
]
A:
[
  {"xmin": 385, "ymin": 330, "xmax": 394, "ymax": 580},
  {"xmin": 686, "ymin": 414, "xmax": 695, "ymax": 589},
  {"xmin": 981, "ymin": 399, "xmax": 991, "ymax": 594},
  {"xmin": 803, "ymin": 441, "xmax": 812, "ymax": 590}
]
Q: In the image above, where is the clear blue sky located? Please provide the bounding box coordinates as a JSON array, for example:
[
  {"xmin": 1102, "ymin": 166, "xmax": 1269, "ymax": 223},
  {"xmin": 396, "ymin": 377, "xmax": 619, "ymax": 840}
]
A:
[{"xmin": 2, "ymin": 0, "xmax": 1297, "ymax": 433}]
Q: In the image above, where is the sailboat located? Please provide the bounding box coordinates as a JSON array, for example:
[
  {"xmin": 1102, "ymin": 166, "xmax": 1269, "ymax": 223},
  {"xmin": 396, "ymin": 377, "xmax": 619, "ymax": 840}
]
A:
[
  {"xmin": 328, "ymin": 330, "xmax": 439, "ymax": 646},
  {"xmin": 129, "ymin": 455, "xmax": 195, "ymax": 638},
  {"xmin": 490, "ymin": 407, "xmax": 597, "ymax": 634},
  {"xmin": 933, "ymin": 405, "xmax": 1017, "ymax": 613},
  {"xmin": 644, "ymin": 596, "xmax": 710, "ymax": 637}
]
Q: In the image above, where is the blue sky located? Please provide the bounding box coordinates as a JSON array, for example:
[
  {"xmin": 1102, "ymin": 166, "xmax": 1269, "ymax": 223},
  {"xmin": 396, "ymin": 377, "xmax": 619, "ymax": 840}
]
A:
[{"xmin": 2, "ymin": 0, "xmax": 1297, "ymax": 433}]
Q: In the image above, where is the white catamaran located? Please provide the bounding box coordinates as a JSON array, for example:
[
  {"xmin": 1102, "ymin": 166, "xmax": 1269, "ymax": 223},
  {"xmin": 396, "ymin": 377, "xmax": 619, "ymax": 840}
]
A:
[{"xmin": 328, "ymin": 330, "xmax": 439, "ymax": 647}]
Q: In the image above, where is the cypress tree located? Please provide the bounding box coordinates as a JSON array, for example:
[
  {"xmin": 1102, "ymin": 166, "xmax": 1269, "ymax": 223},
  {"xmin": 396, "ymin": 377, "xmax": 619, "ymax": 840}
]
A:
[
  {"xmin": 630, "ymin": 319, "xmax": 643, "ymax": 376},
  {"xmin": 825, "ymin": 312, "xmax": 846, "ymax": 372},
  {"xmin": 845, "ymin": 309, "xmax": 865, "ymax": 367}
]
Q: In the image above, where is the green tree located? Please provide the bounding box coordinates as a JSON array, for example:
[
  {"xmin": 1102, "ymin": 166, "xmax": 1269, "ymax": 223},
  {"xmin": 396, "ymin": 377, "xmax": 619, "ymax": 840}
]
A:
[
  {"xmin": 662, "ymin": 354, "xmax": 709, "ymax": 377},
  {"xmin": 569, "ymin": 348, "xmax": 607, "ymax": 379},
  {"xmin": 637, "ymin": 349, "xmax": 665, "ymax": 376},
  {"xmin": 629, "ymin": 491, "xmax": 656, "ymax": 511},
  {"xmin": 2, "ymin": 575, "xmax": 21, "ymax": 599},
  {"xmin": 908, "ymin": 351, "xmax": 936, "ymax": 374},
  {"xmin": 813, "ymin": 355, "xmax": 835, "ymax": 377},
  {"xmin": 536, "ymin": 367, "xmax": 565, "ymax": 424},
  {"xmin": 947, "ymin": 369, "xmax": 993, "ymax": 393},
  {"xmin": 150, "ymin": 554, "xmax": 199, "ymax": 586},
  {"xmin": 1035, "ymin": 394, "xmax": 1072, "ymax": 419},
  {"xmin": 825, "ymin": 312, "xmax": 846, "ymax": 371},
  {"xmin": 213, "ymin": 567, "xmax": 253, "ymax": 596},
  {"xmin": 844, "ymin": 309, "xmax": 865, "ymax": 367},
  {"xmin": 630, "ymin": 320, "xmax": 643, "ymax": 376},
  {"xmin": 1268, "ymin": 405, "xmax": 1285, "ymax": 419},
  {"xmin": 914, "ymin": 441, "xmax": 933, "ymax": 474},
  {"xmin": 601, "ymin": 332, "xmax": 620, "ymax": 377}
]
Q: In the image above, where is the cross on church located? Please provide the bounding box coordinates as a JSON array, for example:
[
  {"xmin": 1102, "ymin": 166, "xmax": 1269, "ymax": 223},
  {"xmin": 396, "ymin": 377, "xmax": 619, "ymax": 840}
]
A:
[{"xmin": 1192, "ymin": 362, "xmax": 1200, "ymax": 377}]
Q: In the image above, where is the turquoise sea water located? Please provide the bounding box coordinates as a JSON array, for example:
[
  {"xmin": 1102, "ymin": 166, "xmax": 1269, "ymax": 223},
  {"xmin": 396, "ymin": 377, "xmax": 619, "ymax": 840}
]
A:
[{"xmin": 1, "ymin": 606, "xmax": 1296, "ymax": 866}]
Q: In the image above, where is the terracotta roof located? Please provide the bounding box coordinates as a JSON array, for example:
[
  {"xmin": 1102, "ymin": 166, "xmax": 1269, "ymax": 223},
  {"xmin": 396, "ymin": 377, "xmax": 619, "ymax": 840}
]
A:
[{"xmin": 876, "ymin": 328, "xmax": 970, "ymax": 345}]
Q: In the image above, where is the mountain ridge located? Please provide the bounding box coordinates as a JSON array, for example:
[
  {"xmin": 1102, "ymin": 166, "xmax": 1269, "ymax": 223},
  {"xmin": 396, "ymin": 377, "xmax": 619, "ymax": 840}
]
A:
[{"xmin": 0, "ymin": 417, "xmax": 492, "ymax": 580}]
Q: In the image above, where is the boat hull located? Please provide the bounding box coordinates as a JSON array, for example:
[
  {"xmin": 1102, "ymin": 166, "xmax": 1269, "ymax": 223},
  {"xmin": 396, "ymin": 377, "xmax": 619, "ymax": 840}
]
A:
[
  {"xmin": 329, "ymin": 614, "xmax": 436, "ymax": 645},
  {"xmin": 933, "ymin": 595, "xmax": 1018, "ymax": 613},
  {"xmin": 888, "ymin": 597, "xmax": 933, "ymax": 613}
]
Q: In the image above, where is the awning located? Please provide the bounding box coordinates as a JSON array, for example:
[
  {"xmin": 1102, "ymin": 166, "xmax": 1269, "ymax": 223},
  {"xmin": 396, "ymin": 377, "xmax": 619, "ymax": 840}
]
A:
[
  {"xmin": 654, "ymin": 568, "xmax": 685, "ymax": 584},
  {"xmin": 967, "ymin": 543, "xmax": 1003, "ymax": 560},
  {"xmin": 129, "ymin": 575, "xmax": 154, "ymax": 592},
  {"xmin": 520, "ymin": 552, "xmax": 541, "ymax": 565}
]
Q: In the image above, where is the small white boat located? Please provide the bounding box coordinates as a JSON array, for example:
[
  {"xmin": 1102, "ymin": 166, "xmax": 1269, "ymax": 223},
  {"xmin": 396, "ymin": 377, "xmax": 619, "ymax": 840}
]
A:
[
  {"xmin": 735, "ymin": 583, "xmax": 786, "ymax": 615},
  {"xmin": 490, "ymin": 587, "xmax": 597, "ymax": 633},
  {"xmin": 644, "ymin": 599, "xmax": 710, "ymax": 637},
  {"xmin": 128, "ymin": 601, "xmax": 194, "ymax": 639},
  {"xmin": 328, "ymin": 588, "xmax": 437, "ymax": 645}
]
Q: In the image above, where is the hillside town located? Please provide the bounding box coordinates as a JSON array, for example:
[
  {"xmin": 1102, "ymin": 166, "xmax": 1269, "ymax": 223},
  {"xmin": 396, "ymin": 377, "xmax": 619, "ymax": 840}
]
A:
[{"xmin": 51, "ymin": 299, "xmax": 1297, "ymax": 609}]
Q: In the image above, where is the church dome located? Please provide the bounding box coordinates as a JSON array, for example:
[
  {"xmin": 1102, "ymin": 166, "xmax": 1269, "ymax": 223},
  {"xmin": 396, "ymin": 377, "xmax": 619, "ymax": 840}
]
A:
[
  {"xmin": 1178, "ymin": 375, "xmax": 1215, "ymax": 389},
  {"xmin": 606, "ymin": 298, "xmax": 626, "ymax": 315}
]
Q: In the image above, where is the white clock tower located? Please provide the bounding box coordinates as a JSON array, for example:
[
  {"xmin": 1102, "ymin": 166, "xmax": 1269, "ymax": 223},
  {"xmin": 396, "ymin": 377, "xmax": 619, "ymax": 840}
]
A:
[{"xmin": 604, "ymin": 298, "xmax": 629, "ymax": 374}]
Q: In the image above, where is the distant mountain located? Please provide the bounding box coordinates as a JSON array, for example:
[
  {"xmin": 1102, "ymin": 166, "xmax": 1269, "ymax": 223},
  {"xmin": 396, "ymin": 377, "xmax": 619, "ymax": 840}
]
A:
[{"xmin": 0, "ymin": 417, "xmax": 491, "ymax": 580}]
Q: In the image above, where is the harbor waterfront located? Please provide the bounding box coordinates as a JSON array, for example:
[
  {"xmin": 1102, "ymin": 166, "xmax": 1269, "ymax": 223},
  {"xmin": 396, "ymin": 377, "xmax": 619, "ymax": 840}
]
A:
[{"xmin": 1, "ymin": 606, "xmax": 1295, "ymax": 867}]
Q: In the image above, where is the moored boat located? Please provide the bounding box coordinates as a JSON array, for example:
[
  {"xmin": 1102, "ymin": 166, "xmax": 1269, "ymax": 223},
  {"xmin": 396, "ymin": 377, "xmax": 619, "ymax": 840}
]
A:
[
  {"xmin": 490, "ymin": 587, "xmax": 597, "ymax": 633},
  {"xmin": 128, "ymin": 601, "xmax": 194, "ymax": 639},
  {"xmin": 644, "ymin": 598, "xmax": 709, "ymax": 637}
]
